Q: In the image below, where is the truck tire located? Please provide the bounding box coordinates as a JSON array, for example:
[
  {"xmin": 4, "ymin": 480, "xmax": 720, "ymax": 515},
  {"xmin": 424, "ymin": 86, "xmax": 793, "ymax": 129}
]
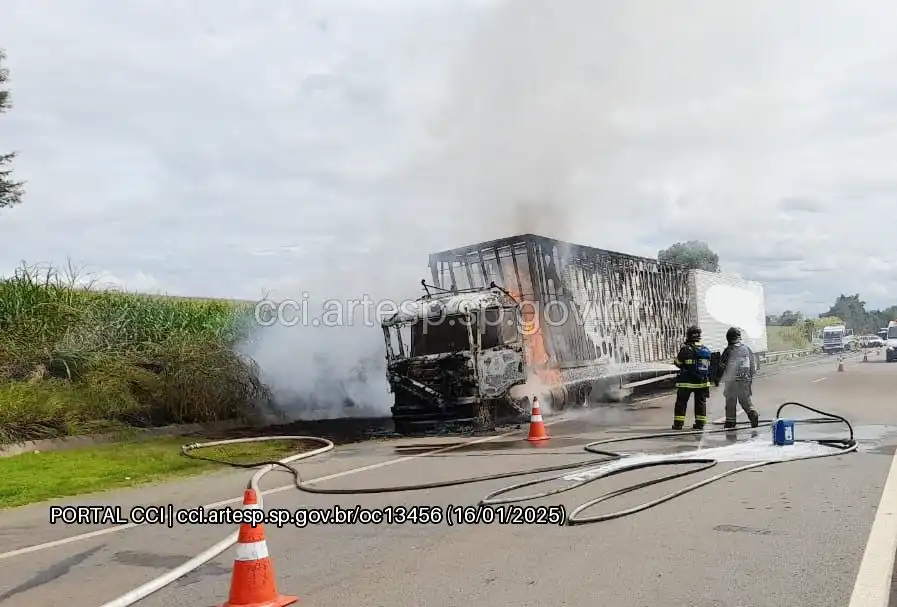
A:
[
  {"xmin": 574, "ymin": 383, "xmax": 591, "ymax": 407},
  {"xmin": 546, "ymin": 385, "xmax": 569, "ymax": 411}
]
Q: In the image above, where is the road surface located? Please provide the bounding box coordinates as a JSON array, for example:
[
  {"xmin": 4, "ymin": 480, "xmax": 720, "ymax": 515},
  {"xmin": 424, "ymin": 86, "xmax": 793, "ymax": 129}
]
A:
[{"xmin": 1, "ymin": 351, "xmax": 896, "ymax": 607}]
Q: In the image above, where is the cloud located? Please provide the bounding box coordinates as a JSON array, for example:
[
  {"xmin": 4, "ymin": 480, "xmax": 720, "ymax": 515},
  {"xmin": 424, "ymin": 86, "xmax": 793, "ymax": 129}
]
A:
[{"xmin": 2, "ymin": 0, "xmax": 897, "ymax": 413}]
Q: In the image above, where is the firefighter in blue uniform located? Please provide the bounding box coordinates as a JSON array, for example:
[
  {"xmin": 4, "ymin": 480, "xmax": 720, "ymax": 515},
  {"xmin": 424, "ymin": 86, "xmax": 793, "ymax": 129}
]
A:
[
  {"xmin": 671, "ymin": 325, "xmax": 712, "ymax": 430},
  {"xmin": 715, "ymin": 326, "xmax": 760, "ymax": 430}
]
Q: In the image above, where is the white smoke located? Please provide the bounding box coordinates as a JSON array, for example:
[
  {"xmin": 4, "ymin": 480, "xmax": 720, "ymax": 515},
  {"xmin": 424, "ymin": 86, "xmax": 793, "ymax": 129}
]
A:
[
  {"xmin": 243, "ymin": 0, "xmax": 616, "ymax": 420},
  {"xmin": 242, "ymin": 0, "xmax": 795, "ymax": 419},
  {"xmin": 237, "ymin": 254, "xmax": 424, "ymax": 420}
]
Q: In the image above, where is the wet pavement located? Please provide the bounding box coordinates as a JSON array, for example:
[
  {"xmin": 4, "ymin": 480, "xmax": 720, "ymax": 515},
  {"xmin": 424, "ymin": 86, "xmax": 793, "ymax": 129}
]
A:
[{"xmin": 2, "ymin": 351, "xmax": 896, "ymax": 607}]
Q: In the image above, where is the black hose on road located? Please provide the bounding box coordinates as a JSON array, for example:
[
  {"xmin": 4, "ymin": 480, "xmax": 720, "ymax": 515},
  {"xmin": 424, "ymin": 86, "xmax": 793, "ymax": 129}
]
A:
[{"xmin": 181, "ymin": 401, "xmax": 857, "ymax": 526}]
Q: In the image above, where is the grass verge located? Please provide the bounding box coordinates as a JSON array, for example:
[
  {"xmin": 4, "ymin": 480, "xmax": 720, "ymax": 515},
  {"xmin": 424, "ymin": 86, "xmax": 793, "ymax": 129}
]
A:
[
  {"xmin": 767, "ymin": 325, "xmax": 811, "ymax": 352},
  {"xmin": 0, "ymin": 436, "xmax": 310, "ymax": 509},
  {"xmin": 767, "ymin": 317, "xmax": 842, "ymax": 353},
  {"xmin": 0, "ymin": 262, "xmax": 273, "ymax": 444}
]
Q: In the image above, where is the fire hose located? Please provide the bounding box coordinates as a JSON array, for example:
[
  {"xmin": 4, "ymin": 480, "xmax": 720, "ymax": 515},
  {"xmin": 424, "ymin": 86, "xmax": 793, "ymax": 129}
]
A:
[{"xmin": 98, "ymin": 401, "xmax": 856, "ymax": 606}]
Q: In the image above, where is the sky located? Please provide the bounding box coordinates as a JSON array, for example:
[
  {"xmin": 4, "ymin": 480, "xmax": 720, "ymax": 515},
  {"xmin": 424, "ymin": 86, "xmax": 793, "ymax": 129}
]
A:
[{"xmin": 2, "ymin": 0, "xmax": 897, "ymax": 319}]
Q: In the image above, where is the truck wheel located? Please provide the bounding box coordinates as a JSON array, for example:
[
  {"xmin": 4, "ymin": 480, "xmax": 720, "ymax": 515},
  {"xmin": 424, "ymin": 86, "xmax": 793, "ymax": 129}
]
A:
[
  {"xmin": 574, "ymin": 384, "xmax": 591, "ymax": 407},
  {"xmin": 475, "ymin": 401, "xmax": 496, "ymax": 432},
  {"xmin": 392, "ymin": 419, "xmax": 417, "ymax": 436},
  {"xmin": 548, "ymin": 385, "xmax": 569, "ymax": 411}
]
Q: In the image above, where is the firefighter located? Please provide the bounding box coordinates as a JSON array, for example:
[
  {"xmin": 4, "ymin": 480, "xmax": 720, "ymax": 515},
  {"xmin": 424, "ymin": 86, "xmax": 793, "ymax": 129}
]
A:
[
  {"xmin": 715, "ymin": 326, "xmax": 760, "ymax": 430},
  {"xmin": 671, "ymin": 325, "xmax": 712, "ymax": 430}
]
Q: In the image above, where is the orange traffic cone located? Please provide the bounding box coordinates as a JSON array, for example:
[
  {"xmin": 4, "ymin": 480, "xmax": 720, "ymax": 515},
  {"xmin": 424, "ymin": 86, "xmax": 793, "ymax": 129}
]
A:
[
  {"xmin": 526, "ymin": 396, "xmax": 550, "ymax": 442},
  {"xmin": 220, "ymin": 488, "xmax": 297, "ymax": 607}
]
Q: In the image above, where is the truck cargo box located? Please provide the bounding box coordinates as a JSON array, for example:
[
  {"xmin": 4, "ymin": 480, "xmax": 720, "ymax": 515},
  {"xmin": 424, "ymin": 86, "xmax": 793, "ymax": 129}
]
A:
[
  {"xmin": 384, "ymin": 233, "xmax": 771, "ymax": 433},
  {"xmin": 428, "ymin": 234, "xmax": 692, "ymax": 370},
  {"xmin": 687, "ymin": 270, "xmax": 768, "ymax": 355}
]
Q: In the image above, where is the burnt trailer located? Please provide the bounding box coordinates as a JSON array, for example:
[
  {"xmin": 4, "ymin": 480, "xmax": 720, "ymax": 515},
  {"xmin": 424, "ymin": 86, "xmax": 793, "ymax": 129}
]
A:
[{"xmin": 380, "ymin": 234, "xmax": 768, "ymax": 434}]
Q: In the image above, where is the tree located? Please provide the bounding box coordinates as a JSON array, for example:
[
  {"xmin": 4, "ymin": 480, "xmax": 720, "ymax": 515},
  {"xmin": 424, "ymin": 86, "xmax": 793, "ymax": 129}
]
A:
[
  {"xmin": 0, "ymin": 49, "xmax": 24, "ymax": 210},
  {"xmin": 866, "ymin": 305, "xmax": 897, "ymax": 333},
  {"xmin": 657, "ymin": 240, "xmax": 720, "ymax": 272},
  {"xmin": 820, "ymin": 294, "xmax": 868, "ymax": 332},
  {"xmin": 819, "ymin": 294, "xmax": 896, "ymax": 334},
  {"xmin": 778, "ymin": 310, "xmax": 802, "ymax": 326}
]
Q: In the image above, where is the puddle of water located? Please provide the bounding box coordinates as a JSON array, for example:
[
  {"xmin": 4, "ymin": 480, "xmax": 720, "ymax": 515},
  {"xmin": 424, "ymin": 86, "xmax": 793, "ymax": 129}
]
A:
[
  {"xmin": 557, "ymin": 425, "xmax": 897, "ymax": 483},
  {"xmin": 560, "ymin": 439, "xmax": 842, "ymax": 482},
  {"xmin": 796, "ymin": 423, "xmax": 897, "ymax": 442}
]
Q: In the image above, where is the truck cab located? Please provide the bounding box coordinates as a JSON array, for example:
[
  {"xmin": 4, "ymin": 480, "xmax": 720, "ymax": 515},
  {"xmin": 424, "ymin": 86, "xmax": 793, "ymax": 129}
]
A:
[
  {"xmin": 380, "ymin": 286, "xmax": 529, "ymax": 434},
  {"xmin": 886, "ymin": 322, "xmax": 897, "ymax": 362},
  {"xmin": 822, "ymin": 325, "xmax": 854, "ymax": 354}
]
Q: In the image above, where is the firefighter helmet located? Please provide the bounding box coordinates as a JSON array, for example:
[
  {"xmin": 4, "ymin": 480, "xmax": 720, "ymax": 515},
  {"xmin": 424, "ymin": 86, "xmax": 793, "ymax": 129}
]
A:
[
  {"xmin": 686, "ymin": 325, "xmax": 702, "ymax": 341},
  {"xmin": 726, "ymin": 327, "xmax": 742, "ymax": 343}
]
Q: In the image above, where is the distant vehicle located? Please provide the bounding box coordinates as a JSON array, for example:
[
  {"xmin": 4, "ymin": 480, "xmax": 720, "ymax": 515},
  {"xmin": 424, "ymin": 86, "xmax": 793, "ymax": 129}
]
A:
[
  {"xmin": 878, "ymin": 328, "xmax": 889, "ymax": 341},
  {"xmin": 860, "ymin": 335, "xmax": 885, "ymax": 348},
  {"xmin": 886, "ymin": 321, "xmax": 897, "ymax": 363},
  {"xmin": 822, "ymin": 324, "xmax": 855, "ymax": 354}
]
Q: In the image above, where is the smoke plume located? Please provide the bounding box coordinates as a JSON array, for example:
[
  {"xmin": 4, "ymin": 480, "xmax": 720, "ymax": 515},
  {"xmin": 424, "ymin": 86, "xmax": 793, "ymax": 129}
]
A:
[{"xmin": 244, "ymin": 0, "xmax": 769, "ymax": 419}]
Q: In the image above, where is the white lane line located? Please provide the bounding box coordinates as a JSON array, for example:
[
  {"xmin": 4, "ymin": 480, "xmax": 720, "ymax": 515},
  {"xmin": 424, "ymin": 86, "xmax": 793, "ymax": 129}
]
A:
[
  {"xmin": 0, "ymin": 408, "xmax": 592, "ymax": 562},
  {"xmin": 847, "ymin": 446, "xmax": 897, "ymax": 607},
  {"xmin": 813, "ymin": 377, "xmax": 827, "ymax": 383}
]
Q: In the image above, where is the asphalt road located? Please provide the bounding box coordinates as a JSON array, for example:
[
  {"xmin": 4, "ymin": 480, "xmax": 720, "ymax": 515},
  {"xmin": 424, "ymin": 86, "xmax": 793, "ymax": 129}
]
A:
[{"xmin": 1, "ymin": 350, "xmax": 896, "ymax": 607}]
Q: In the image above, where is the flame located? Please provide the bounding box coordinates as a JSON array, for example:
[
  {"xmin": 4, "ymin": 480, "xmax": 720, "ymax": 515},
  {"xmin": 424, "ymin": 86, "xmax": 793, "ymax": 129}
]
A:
[{"xmin": 509, "ymin": 289, "xmax": 564, "ymax": 399}]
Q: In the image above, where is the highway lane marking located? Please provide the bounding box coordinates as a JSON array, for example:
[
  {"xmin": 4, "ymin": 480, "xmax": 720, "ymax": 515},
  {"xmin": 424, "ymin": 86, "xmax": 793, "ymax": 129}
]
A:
[
  {"xmin": 813, "ymin": 377, "xmax": 827, "ymax": 383},
  {"xmin": 847, "ymin": 443, "xmax": 897, "ymax": 607},
  {"xmin": 0, "ymin": 407, "xmax": 600, "ymax": 562},
  {"xmin": 0, "ymin": 360, "xmax": 840, "ymax": 562}
]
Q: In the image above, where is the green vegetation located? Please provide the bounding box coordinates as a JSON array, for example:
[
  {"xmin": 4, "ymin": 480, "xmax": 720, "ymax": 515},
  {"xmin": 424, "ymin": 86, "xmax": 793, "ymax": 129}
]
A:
[
  {"xmin": 767, "ymin": 316, "xmax": 841, "ymax": 352},
  {"xmin": 819, "ymin": 295, "xmax": 897, "ymax": 335},
  {"xmin": 657, "ymin": 240, "xmax": 720, "ymax": 272},
  {"xmin": 0, "ymin": 263, "xmax": 270, "ymax": 444},
  {"xmin": 0, "ymin": 436, "xmax": 307, "ymax": 508},
  {"xmin": 767, "ymin": 325, "xmax": 810, "ymax": 351},
  {"xmin": 1, "ymin": 48, "xmax": 25, "ymax": 210},
  {"xmin": 769, "ymin": 295, "xmax": 897, "ymax": 336}
]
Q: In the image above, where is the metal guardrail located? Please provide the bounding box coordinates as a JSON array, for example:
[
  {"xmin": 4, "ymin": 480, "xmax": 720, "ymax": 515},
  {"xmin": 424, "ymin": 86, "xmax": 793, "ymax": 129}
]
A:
[
  {"xmin": 758, "ymin": 347, "xmax": 820, "ymax": 364},
  {"xmin": 619, "ymin": 347, "xmax": 821, "ymax": 391}
]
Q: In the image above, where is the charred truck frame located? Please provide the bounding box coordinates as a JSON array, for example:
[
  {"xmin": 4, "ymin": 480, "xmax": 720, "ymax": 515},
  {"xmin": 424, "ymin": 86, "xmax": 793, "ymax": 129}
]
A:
[{"xmin": 380, "ymin": 234, "xmax": 767, "ymax": 435}]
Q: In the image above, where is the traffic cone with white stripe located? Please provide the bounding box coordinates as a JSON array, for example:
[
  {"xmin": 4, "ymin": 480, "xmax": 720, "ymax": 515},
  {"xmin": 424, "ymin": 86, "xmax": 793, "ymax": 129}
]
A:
[
  {"xmin": 526, "ymin": 396, "xmax": 550, "ymax": 442},
  {"xmin": 220, "ymin": 488, "xmax": 297, "ymax": 607}
]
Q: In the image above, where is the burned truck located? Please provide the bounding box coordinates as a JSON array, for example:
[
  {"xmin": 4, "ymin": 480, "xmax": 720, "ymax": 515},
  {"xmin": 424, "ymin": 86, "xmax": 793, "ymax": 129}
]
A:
[{"xmin": 380, "ymin": 234, "xmax": 768, "ymax": 434}]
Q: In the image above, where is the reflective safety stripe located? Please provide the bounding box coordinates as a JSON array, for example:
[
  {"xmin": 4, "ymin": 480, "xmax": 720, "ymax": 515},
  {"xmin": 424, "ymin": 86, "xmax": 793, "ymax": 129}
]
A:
[
  {"xmin": 235, "ymin": 540, "xmax": 269, "ymax": 562},
  {"xmin": 695, "ymin": 416, "xmax": 707, "ymax": 422},
  {"xmin": 243, "ymin": 503, "xmax": 260, "ymax": 510},
  {"xmin": 530, "ymin": 414, "xmax": 543, "ymax": 422},
  {"xmin": 676, "ymin": 382, "xmax": 711, "ymax": 388},
  {"xmin": 683, "ymin": 359, "xmax": 694, "ymax": 365},
  {"xmin": 673, "ymin": 416, "xmax": 686, "ymax": 421}
]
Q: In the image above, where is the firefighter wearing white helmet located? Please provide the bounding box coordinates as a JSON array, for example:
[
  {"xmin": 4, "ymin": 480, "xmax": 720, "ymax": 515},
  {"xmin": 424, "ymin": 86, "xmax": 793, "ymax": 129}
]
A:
[{"xmin": 715, "ymin": 326, "xmax": 760, "ymax": 430}]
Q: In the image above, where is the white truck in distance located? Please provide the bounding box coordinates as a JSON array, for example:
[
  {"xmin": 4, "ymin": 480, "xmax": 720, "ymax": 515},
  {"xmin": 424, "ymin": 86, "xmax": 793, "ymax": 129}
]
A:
[
  {"xmin": 886, "ymin": 321, "xmax": 897, "ymax": 363},
  {"xmin": 821, "ymin": 324, "xmax": 855, "ymax": 354}
]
